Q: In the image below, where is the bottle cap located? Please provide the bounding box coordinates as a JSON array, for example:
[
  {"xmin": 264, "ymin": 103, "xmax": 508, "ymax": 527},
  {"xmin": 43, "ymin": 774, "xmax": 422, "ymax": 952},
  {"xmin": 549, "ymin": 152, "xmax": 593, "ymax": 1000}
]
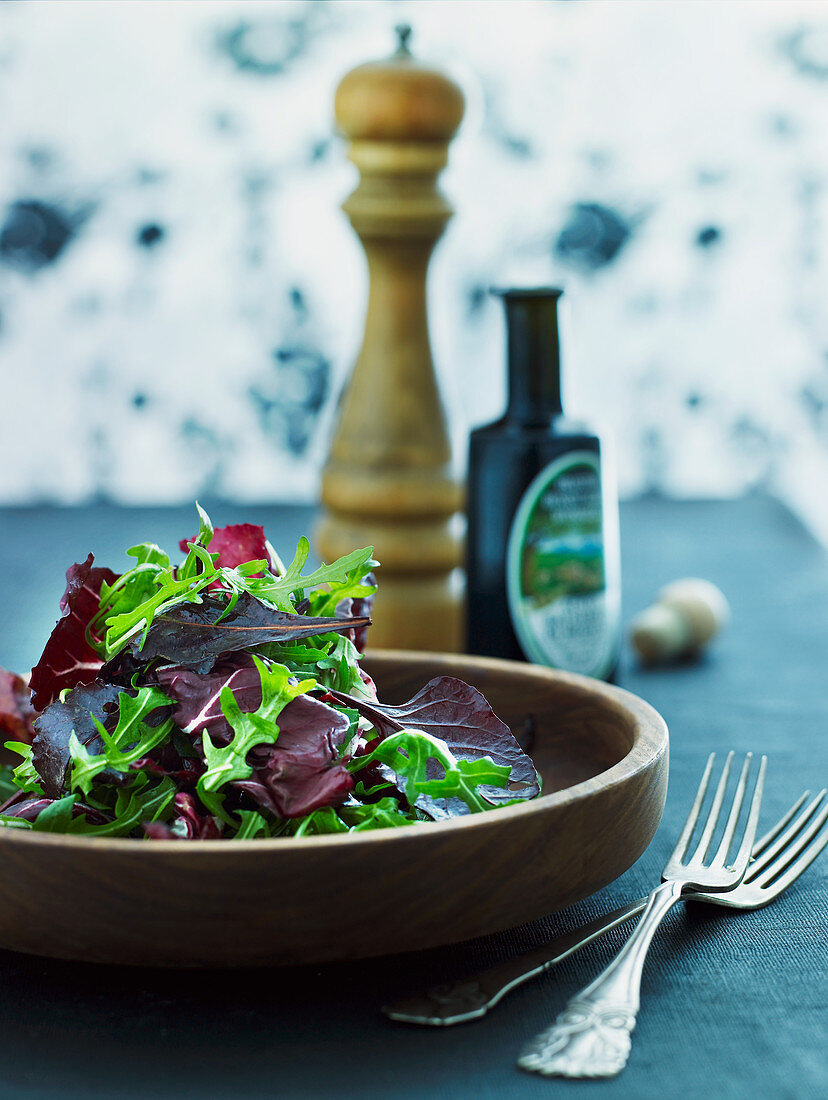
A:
[{"xmin": 490, "ymin": 287, "xmax": 565, "ymax": 300}]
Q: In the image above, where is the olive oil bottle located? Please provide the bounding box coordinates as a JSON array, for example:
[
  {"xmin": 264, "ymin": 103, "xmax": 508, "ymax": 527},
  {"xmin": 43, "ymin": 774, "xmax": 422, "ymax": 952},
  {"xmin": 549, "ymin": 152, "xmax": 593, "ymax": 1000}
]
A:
[{"xmin": 466, "ymin": 288, "xmax": 621, "ymax": 680}]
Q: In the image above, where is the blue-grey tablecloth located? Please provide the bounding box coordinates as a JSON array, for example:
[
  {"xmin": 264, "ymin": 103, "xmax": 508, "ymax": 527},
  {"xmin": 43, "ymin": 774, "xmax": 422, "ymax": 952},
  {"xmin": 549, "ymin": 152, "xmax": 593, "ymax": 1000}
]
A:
[{"xmin": 0, "ymin": 495, "xmax": 825, "ymax": 1100}]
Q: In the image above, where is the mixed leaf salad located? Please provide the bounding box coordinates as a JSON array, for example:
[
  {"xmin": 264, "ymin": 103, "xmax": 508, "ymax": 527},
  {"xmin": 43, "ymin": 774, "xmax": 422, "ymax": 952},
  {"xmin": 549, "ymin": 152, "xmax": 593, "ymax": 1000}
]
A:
[{"xmin": 0, "ymin": 507, "xmax": 540, "ymax": 840}]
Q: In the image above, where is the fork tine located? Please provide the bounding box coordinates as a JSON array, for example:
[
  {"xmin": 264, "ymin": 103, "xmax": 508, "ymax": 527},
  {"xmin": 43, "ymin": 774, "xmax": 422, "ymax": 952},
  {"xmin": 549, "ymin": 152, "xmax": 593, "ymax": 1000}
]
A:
[
  {"xmin": 751, "ymin": 790, "xmax": 811, "ymax": 860},
  {"xmin": 710, "ymin": 753, "xmax": 754, "ymax": 866},
  {"xmin": 746, "ymin": 790, "xmax": 827, "ymax": 882},
  {"xmin": 727, "ymin": 754, "xmax": 766, "ymax": 876},
  {"xmin": 668, "ymin": 752, "xmax": 716, "ymax": 863},
  {"xmin": 693, "ymin": 751, "xmax": 735, "ymax": 862},
  {"xmin": 752, "ymin": 815, "xmax": 828, "ymax": 903},
  {"xmin": 751, "ymin": 800, "xmax": 828, "ymax": 892}
]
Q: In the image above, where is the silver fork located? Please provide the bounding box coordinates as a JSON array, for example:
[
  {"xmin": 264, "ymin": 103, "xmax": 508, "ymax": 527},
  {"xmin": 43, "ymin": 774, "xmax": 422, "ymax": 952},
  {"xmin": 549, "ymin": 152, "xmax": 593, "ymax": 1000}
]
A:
[
  {"xmin": 383, "ymin": 788, "xmax": 827, "ymax": 1028},
  {"xmin": 516, "ymin": 750, "xmax": 765, "ymax": 1079}
]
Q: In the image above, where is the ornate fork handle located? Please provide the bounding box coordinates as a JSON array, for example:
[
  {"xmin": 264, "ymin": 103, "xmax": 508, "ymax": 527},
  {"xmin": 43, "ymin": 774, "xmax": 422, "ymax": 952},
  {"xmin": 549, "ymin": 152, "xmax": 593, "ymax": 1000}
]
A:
[{"xmin": 518, "ymin": 879, "xmax": 685, "ymax": 1079}]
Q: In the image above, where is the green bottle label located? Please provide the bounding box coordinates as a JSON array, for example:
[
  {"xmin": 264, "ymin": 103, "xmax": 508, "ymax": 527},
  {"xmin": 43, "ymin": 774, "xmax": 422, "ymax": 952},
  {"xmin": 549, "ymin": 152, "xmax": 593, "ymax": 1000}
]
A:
[{"xmin": 506, "ymin": 451, "xmax": 620, "ymax": 678}]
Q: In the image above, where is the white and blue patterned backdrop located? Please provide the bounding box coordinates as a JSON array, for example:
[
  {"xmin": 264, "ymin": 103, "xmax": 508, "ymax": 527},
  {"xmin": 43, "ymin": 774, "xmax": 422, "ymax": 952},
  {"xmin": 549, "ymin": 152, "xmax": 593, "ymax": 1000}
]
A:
[{"xmin": 1, "ymin": 1, "xmax": 827, "ymax": 536}]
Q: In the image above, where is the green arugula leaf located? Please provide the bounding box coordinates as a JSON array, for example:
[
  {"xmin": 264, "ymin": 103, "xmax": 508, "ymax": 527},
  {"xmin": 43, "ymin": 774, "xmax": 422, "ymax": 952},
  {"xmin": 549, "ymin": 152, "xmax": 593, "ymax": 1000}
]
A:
[
  {"xmin": 349, "ymin": 729, "xmax": 511, "ymax": 814},
  {"xmin": 334, "ymin": 707, "xmax": 361, "ymax": 756},
  {"xmin": 338, "ymin": 797, "xmax": 414, "ymax": 831},
  {"xmin": 0, "ymin": 763, "xmax": 16, "ymax": 803},
  {"xmin": 239, "ymin": 540, "xmax": 375, "ymax": 614},
  {"xmin": 232, "ymin": 810, "xmax": 271, "ymax": 839},
  {"xmin": 253, "ymin": 641, "xmax": 331, "ymax": 670},
  {"xmin": 288, "ymin": 797, "xmax": 415, "ymax": 835},
  {"xmin": 88, "ymin": 543, "xmax": 172, "ymax": 650},
  {"xmin": 352, "ymin": 776, "xmax": 396, "ymax": 799},
  {"xmin": 306, "ymin": 559, "xmax": 377, "ymax": 618},
  {"xmin": 195, "ymin": 501, "xmax": 214, "ymax": 548},
  {"xmin": 32, "ymin": 793, "xmax": 77, "ymax": 832},
  {"xmin": 291, "ymin": 806, "xmax": 350, "ymax": 836},
  {"xmin": 178, "ymin": 503, "xmax": 217, "ymax": 582},
  {"xmin": 196, "ymin": 657, "xmax": 316, "ymax": 809},
  {"xmin": 4, "ymin": 741, "xmax": 45, "ymax": 795},
  {"xmin": 91, "ymin": 505, "xmax": 224, "ymax": 658},
  {"xmin": 0, "ymin": 814, "xmax": 33, "ymax": 829},
  {"xmin": 67, "ymin": 685, "xmax": 175, "ymax": 796},
  {"xmin": 315, "ymin": 634, "xmax": 364, "ymax": 695},
  {"xmin": 64, "ymin": 775, "xmax": 177, "ymax": 837},
  {"xmin": 101, "ymin": 548, "xmax": 218, "ymax": 658}
]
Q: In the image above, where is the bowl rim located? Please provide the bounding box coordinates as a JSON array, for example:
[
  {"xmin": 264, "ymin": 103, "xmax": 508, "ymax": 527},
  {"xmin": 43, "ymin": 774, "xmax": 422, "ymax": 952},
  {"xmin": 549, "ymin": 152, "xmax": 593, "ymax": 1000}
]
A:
[{"xmin": 0, "ymin": 651, "xmax": 668, "ymax": 855}]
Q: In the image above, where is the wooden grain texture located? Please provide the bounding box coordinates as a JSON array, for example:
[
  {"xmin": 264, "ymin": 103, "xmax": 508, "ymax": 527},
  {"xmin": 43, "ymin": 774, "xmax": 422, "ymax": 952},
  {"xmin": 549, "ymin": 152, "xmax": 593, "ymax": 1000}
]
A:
[
  {"xmin": 0, "ymin": 652, "xmax": 668, "ymax": 968},
  {"xmin": 316, "ymin": 35, "xmax": 466, "ymax": 652}
]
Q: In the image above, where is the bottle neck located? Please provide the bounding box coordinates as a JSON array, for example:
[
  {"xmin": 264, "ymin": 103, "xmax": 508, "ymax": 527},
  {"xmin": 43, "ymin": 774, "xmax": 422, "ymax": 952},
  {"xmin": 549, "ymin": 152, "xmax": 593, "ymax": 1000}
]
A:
[{"xmin": 502, "ymin": 293, "xmax": 564, "ymax": 422}]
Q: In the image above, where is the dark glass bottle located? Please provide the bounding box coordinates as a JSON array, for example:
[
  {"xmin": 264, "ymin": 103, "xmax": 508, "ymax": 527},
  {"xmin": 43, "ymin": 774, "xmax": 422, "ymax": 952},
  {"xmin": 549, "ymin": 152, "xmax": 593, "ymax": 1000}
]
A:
[{"xmin": 466, "ymin": 288, "xmax": 620, "ymax": 680}]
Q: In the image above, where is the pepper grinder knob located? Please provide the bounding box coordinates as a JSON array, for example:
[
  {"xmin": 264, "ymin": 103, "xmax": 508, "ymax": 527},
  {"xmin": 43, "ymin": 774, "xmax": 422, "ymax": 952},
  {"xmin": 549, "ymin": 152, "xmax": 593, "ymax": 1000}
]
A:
[{"xmin": 630, "ymin": 578, "xmax": 730, "ymax": 664}]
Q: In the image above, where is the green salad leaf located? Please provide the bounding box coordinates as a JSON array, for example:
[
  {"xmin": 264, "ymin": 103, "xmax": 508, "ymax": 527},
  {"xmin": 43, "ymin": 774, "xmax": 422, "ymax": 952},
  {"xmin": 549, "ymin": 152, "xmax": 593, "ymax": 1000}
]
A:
[
  {"xmin": 69, "ymin": 776, "xmax": 176, "ymax": 837},
  {"xmin": 349, "ymin": 728, "xmax": 511, "ymax": 814},
  {"xmin": 0, "ymin": 762, "xmax": 16, "ymax": 803},
  {"xmin": 3, "ymin": 743, "xmax": 44, "ymax": 796},
  {"xmin": 233, "ymin": 538, "xmax": 375, "ymax": 614},
  {"xmin": 232, "ymin": 810, "xmax": 272, "ymax": 840},
  {"xmin": 31, "ymin": 793, "xmax": 77, "ymax": 832},
  {"xmin": 67, "ymin": 684, "xmax": 174, "ymax": 796}
]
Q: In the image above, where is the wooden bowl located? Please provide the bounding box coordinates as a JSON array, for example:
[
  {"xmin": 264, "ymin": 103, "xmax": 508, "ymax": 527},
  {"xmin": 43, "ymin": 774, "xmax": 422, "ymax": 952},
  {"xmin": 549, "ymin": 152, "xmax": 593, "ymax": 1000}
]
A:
[{"xmin": 0, "ymin": 652, "xmax": 668, "ymax": 967}]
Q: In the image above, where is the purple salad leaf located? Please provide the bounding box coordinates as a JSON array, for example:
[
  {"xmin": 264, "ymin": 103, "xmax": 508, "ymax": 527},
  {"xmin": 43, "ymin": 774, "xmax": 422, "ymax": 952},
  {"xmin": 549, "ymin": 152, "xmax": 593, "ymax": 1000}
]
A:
[
  {"xmin": 142, "ymin": 794, "xmax": 223, "ymax": 839},
  {"xmin": 329, "ymin": 675, "xmax": 541, "ymax": 803},
  {"xmin": 2, "ymin": 795, "xmax": 110, "ymax": 826},
  {"xmin": 125, "ymin": 591, "xmax": 371, "ymax": 674},
  {"xmin": 232, "ymin": 694, "xmax": 354, "ymax": 818},
  {"xmin": 31, "ymin": 680, "xmax": 123, "ymax": 798},
  {"xmin": 30, "ymin": 555, "xmax": 120, "ymax": 711},
  {"xmin": 0, "ymin": 667, "xmax": 37, "ymax": 743},
  {"xmin": 0, "ymin": 788, "xmax": 28, "ymax": 815},
  {"xmin": 166, "ymin": 792, "xmax": 222, "ymax": 839},
  {"xmin": 154, "ymin": 653, "xmax": 262, "ymax": 743},
  {"xmin": 131, "ymin": 741, "xmax": 204, "ymax": 786}
]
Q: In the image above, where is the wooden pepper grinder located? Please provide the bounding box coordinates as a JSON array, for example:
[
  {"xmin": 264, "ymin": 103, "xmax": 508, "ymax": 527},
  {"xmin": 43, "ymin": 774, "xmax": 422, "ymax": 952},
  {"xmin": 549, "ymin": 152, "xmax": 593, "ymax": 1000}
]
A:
[{"xmin": 316, "ymin": 25, "xmax": 466, "ymax": 651}]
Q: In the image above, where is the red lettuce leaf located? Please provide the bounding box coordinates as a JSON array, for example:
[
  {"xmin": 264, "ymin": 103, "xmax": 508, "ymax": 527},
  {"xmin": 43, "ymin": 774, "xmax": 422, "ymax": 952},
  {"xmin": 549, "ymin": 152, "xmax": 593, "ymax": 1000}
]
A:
[
  {"xmin": 238, "ymin": 692, "xmax": 354, "ymax": 816},
  {"xmin": 329, "ymin": 676, "xmax": 541, "ymax": 803},
  {"xmin": 154, "ymin": 653, "xmax": 261, "ymax": 742},
  {"xmin": 29, "ymin": 554, "xmax": 119, "ymax": 711},
  {"xmin": 233, "ymin": 694, "xmax": 354, "ymax": 817},
  {"xmin": 143, "ymin": 791, "xmax": 223, "ymax": 840},
  {"xmin": 0, "ymin": 667, "xmax": 37, "ymax": 743},
  {"xmin": 171, "ymin": 792, "xmax": 222, "ymax": 838},
  {"xmin": 179, "ymin": 522, "xmax": 268, "ymax": 589},
  {"xmin": 127, "ymin": 591, "xmax": 370, "ymax": 674},
  {"xmin": 157, "ymin": 659, "xmax": 353, "ymax": 818},
  {"xmin": 31, "ymin": 680, "xmax": 124, "ymax": 798}
]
